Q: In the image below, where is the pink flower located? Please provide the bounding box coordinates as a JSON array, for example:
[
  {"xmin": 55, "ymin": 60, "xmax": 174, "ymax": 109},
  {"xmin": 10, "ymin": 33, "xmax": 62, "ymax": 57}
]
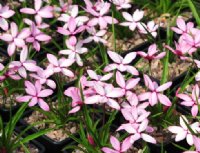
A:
[
  {"xmin": 102, "ymin": 136, "xmax": 132, "ymax": 153},
  {"xmin": 85, "ymin": 0, "xmax": 118, "ymax": 29},
  {"xmin": 57, "ymin": 17, "xmax": 85, "ymax": 37},
  {"xmin": 0, "ymin": 66, "xmax": 21, "ymax": 81},
  {"xmin": 184, "ymin": 136, "xmax": 200, "ymax": 153},
  {"xmin": 121, "ymin": 91, "xmax": 149, "ymax": 110},
  {"xmin": 47, "ymin": 54, "xmax": 74, "ymax": 77},
  {"xmin": 110, "ymin": 0, "xmax": 131, "ymax": 10},
  {"xmin": 184, "ymin": 29, "xmax": 200, "ymax": 50},
  {"xmin": 138, "ymin": 74, "xmax": 172, "ymax": 106},
  {"xmin": 87, "ymin": 69, "xmax": 113, "ymax": 86},
  {"xmin": 64, "ymin": 87, "xmax": 83, "ymax": 114},
  {"xmin": 137, "ymin": 21, "xmax": 159, "ymax": 37},
  {"xmin": 0, "ymin": 4, "xmax": 15, "ymax": 31},
  {"xmin": 54, "ymin": 0, "xmax": 73, "ymax": 13},
  {"xmin": 59, "ymin": 37, "xmax": 88, "ymax": 66},
  {"xmin": 26, "ymin": 23, "xmax": 51, "ymax": 51},
  {"xmin": 168, "ymin": 115, "xmax": 200, "ymax": 145},
  {"xmin": 30, "ymin": 68, "xmax": 56, "ymax": 89},
  {"xmin": 177, "ymin": 84, "xmax": 200, "ymax": 117},
  {"xmin": 0, "ymin": 22, "xmax": 30, "ymax": 56},
  {"xmin": 0, "ymin": 63, "xmax": 4, "ymax": 71},
  {"xmin": 137, "ymin": 43, "xmax": 166, "ymax": 60},
  {"xmin": 164, "ymin": 39, "xmax": 194, "ymax": 60},
  {"xmin": 58, "ymin": 5, "xmax": 89, "ymax": 28},
  {"xmin": 120, "ymin": 9, "xmax": 144, "ymax": 31},
  {"xmin": 23, "ymin": 18, "xmax": 49, "ymax": 29},
  {"xmin": 118, "ymin": 119, "xmax": 156, "ymax": 144},
  {"xmin": 16, "ymin": 80, "xmax": 53, "ymax": 111},
  {"xmin": 171, "ymin": 18, "xmax": 194, "ymax": 35},
  {"xmin": 120, "ymin": 105, "xmax": 150, "ymax": 124},
  {"xmin": 116, "ymin": 71, "xmax": 140, "ymax": 96},
  {"xmin": 104, "ymin": 51, "xmax": 139, "ymax": 75},
  {"xmin": 9, "ymin": 46, "xmax": 39, "ymax": 78},
  {"xmin": 20, "ymin": 0, "xmax": 53, "ymax": 25},
  {"xmin": 85, "ymin": 83, "xmax": 124, "ymax": 110},
  {"xmin": 83, "ymin": 27, "xmax": 107, "ymax": 44},
  {"xmin": 64, "ymin": 76, "xmax": 88, "ymax": 114}
]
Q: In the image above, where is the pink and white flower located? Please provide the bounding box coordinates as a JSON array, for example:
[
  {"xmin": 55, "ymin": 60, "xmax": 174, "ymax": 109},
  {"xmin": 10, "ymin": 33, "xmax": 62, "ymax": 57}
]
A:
[
  {"xmin": 138, "ymin": 74, "xmax": 172, "ymax": 106},
  {"xmin": 177, "ymin": 84, "xmax": 200, "ymax": 117},
  {"xmin": 168, "ymin": 115, "xmax": 200, "ymax": 145},
  {"xmin": 85, "ymin": 0, "xmax": 118, "ymax": 29},
  {"xmin": 26, "ymin": 23, "xmax": 51, "ymax": 51},
  {"xmin": 102, "ymin": 136, "xmax": 132, "ymax": 153},
  {"xmin": 9, "ymin": 46, "xmax": 39, "ymax": 78},
  {"xmin": 171, "ymin": 18, "xmax": 194, "ymax": 35},
  {"xmin": 0, "ymin": 4, "xmax": 15, "ymax": 31},
  {"xmin": 137, "ymin": 43, "xmax": 166, "ymax": 60},
  {"xmin": 20, "ymin": 0, "xmax": 53, "ymax": 25},
  {"xmin": 0, "ymin": 22, "xmax": 30, "ymax": 56},
  {"xmin": 47, "ymin": 54, "xmax": 75, "ymax": 77},
  {"xmin": 59, "ymin": 37, "xmax": 88, "ymax": 66},
  {"xmin": 137, "ymin": 21, "xmax": 159, "ymax": 37},
  {"xmin": 120, "ymin": 9, "xmax": 144, "ymax": 31},
  {"xmin": 110, "ymin": 0, "xmax": 131, "ymax": 10},
  {"xmin": 85, "ymin": 83, "xmax": 124, "ymax": 110},
  {"xmin": 104, "ymin": 51, "xmax": 139, "ymax": 75},
  {"xmin": 16, "ymin": 80, "xmax": 53, "ymax": 111}
]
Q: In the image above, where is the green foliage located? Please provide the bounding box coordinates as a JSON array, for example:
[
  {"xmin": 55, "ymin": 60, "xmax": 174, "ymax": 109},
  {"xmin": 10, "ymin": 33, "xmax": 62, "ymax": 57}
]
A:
[{"xmin": 0, "ymin": 103, "xmax": 52, "ymax": 153}]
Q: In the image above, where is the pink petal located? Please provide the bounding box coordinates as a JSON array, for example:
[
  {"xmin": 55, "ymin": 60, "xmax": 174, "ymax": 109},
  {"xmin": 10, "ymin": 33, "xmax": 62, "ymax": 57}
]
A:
[
  {"xmin": 47, "ymin": 54, "xmax": 58, "ymax": 66},
  {"xmin": 121, "ymin": 137, "xmax": 132, "ymax": 152},
  {"xmin": 38, "ymin": 89, "xmax": 53, "ymax": 97},
  {"xmin": 10, "ymin": 22, "xmax": 18, "ymax": 37},
  {"xmin": 18, "ymin": 67, "xmax": 27, "ymax": 78},
  {"xmin": 46, "ymin": 80, "xmax": 56, "ymax": 89},
  {"xmin": 116, "ymin": 71, "xmax": 125, "ymax": 88},
  {"xmin": 87, "ymin": 70, "xmax": 98, "ymax": 80},
  {"xmin": 85, "ymin": 95, "xmax": 102, "ymax": 104},
  {"xmin": 29, "ymin": 97, "xmax": 38, "ymax": 106},
  {"xmin": 38, "ymin": 6, "xmax": 53, "ymax": 18},
  {"xmin": 61, "ymin": 68, "xmax": 74, "ymax": 77},
  {"xmin": 110, "ymin": 136, "xmax": 120, "ymax": 151},
  {"xmin": 126, "ymin": 66, "xmax": 139, "ymax": 75},
  {"xmin": 149, "ymin": 92, "xmax": 157, "ymax": 106},
  {"xmin": 138, "ymin": 92, "xmax": 151, "ymax": 101},
  {"xmin": 126, "ymin": 78, "xmax": 140, "ymax": 89},
  {"xmin": 104, "ymin": 64, "xmax": 118, "ymax": 72},
  {"xmin": 35, "ymin": 34, "xmax": 51, "ymax": 41},
  {"xmin": 107, "ymin": 98, "xmax": 120, "ymax": 110},
  {"xmin": 144, "ymin": 74, "xmax": 154, "ymax": 91},
  {"xmin": 107, "ymin": 51, "xmax": 123, "ymax": 63},
  {"xmin": 122, "ymin": 12, "xmax": 133, "ymax": 22},
  {"xmin": 101, "ymin": 147, "xmax": 118, "ymax": 153},
  {"xmin": 38, "ymin": 98, "xmax": 50, "ymax": 111},
  {"xmin": 156, "ymin": 82, "xmax": 172, "ymax": 92},
  {"xmin": 177, "ymin": 18, "xmax": 186, "ymax": 31},
  {"xmin": 68, "ymin": 106, "xmax": 81, "ymax": 114},
  {"xmin": 122, "ymin": 52, "xmax": 136, "ymax": 64},
  {"xmin": 20, "ymin": 8, "xmax": 36, "ymax": 14},
  {"xmin": 141, "ymin": 133, "xmax": 156, "ymax": 144},
  {"xmin": 25, "ymin": 81, "xmax": 36, "ymax": 96},
  {"xmin": 158, "ymin": 94, "xmax": 172, "ymax": 106},
  {"xmin": 1, "ymin": 10, "xmax": 15, "ymax": 18},
  {"xmin": 175, "ymin": 131, "xmax": 187, "ymax": 142},
  {"xmin": 35, "ymin": 0, "xmax": 42, "ymax": 11},
  {"xmin": 16, "ymin": 95, "xmax": 32, "ymax": 102},
  {"xmin": 14, "ymin": 38, "xmax": 25, "ymax": 47},
  {"xmin": 0, "ymin": 33, "xmax": 13, "ymax": 42},
  {"xmin": 0, "ymin": 18, "xmax": 8, "ymax": 31},
  {"xmin": 191, "ymin": 105, "xmax": 198, "ymax": 117}
]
